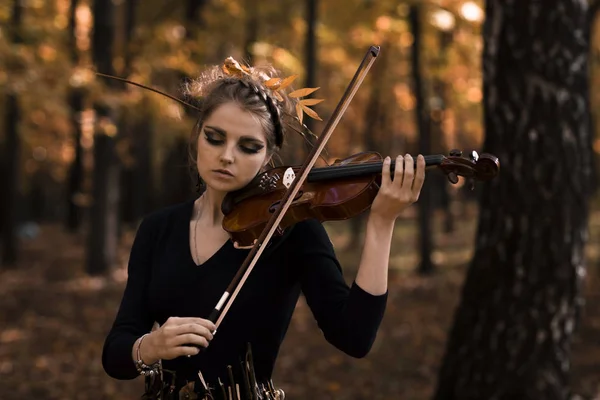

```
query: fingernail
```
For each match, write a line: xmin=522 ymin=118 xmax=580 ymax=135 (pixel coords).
xmin=385 ymin=156 xmax=391 ymax=162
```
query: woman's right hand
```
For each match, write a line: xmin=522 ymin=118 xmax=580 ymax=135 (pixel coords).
xmin=143 ymin=317 xmax=216 ymax=361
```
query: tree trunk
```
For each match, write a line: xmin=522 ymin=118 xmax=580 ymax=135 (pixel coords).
xmin=2 ymin=94 xmax=21 ymax=267
xmin=244 ymin=0 xmax=258 ymax=62
xmin=131 ymin=110 xmax=154 ymax=221
xmin=303 ymin=0 xmax=317 ymax=136
xmin=434 ymin=1 xmax=594 ymax=399
xmin=118 ymin=0 xmax=142 ymax=228
xmin=65 ymin=0 xmax=85 ymax=232
xmin=1 ymin=0 xmax=24 ymax=267
xmin=87 ymin=128 xmax=120 ymax=275
xmin=66 ymin=91 xmax=85 ymax=231
xmin=87 ymin=0 xmax=119 ymax=275
xmin=409 ymin=4 xmax=435 ymax=275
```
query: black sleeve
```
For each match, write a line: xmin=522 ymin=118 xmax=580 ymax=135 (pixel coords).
xmin=102 ymin=216 xmax=157 ymax=379
xmin=295 ymin=219 xmax=388 ymax=358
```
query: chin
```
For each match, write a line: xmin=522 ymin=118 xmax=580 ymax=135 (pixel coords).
xmin=204 ymin=178 xmax=244 ymax=193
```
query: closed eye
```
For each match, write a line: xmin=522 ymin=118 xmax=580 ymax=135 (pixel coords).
xmin=204 ymin=127 xmax=264 ymax=154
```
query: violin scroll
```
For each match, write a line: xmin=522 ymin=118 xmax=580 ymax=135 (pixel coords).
xmin=440 ymin=149 xmax=500 ymax=189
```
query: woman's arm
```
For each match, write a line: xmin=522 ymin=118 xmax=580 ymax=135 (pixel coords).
xmin=355 ymin=154 xmax=426 ymax=296
xmin=296 ymin=219 xmax=388 ymax=358
xmin=102 ymin=217 xmax=156 ymax=380
xmin=297 ymin=154 xmax=425 ymax=358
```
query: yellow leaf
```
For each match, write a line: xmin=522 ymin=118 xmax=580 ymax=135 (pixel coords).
xmin=277 ymin=74 xmax=299 ymax=90
xmin=295 ymin=103 xmax=304 ymax=125
xmin=289 ymin=87 xmax=320 ymax=98
xmin=301 ymin=104 xmax=322 ymax=121
xmin=299 ymin=98 xmax=324 ymax=106
xmin=272 ymin=91 xmax=284 ymax=102
xmin=265 ymin=77 xmax=281 ymax=90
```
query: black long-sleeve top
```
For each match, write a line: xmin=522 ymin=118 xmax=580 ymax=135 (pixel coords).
xmin=102 ymin=198 xmax=387 ymax=387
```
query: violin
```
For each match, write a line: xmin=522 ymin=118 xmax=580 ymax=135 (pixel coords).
xmin=221 ymin=149 xmax=499 ymax=248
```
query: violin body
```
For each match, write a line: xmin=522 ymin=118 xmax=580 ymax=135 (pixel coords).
xmin=222 ymin=152 xmax=383 ymax=247
xmin=221 ymin=149 xmax=500 ymax=247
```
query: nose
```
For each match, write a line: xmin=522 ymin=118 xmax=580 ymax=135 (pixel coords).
xmin=220 ymin=145 xmax=235 ymax=165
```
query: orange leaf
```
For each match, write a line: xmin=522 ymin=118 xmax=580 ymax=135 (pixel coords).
xmin=272 ymin=91 xmax=284 ymax=102
xmin=277 ymin=74 xmax=299 ymax=90
xmin=301 ymin=104 xmax=322 ymax=121
xmin=289 ymin=87 xmax=320 ymax=98
xmin=299 ymin=98 xmax=324 ymax=106
xmin=295 ymin=103 xmax=304 ymax=125
xmin=265 ymin=77 xmax=281 ymax=90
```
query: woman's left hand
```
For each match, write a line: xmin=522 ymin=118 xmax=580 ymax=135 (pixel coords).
xmin=370 ymin=154 xmax=426 ymax=221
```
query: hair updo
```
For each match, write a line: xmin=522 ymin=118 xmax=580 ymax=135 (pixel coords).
xmin=184 ymin=61 xmax=295 ymax=154
xmin=183 ymin=59 xmax=298 ymax=192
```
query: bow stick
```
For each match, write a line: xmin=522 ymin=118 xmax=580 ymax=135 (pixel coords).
xmin=207 ymin=46 xmax=380 ymax=332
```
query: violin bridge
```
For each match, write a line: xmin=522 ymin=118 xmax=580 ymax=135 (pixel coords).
xmin=282 ymin=167 xmax=296 ymax=188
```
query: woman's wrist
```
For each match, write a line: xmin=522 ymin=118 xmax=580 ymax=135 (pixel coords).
xmin=139 ymin=332 xmax=159 ymax=365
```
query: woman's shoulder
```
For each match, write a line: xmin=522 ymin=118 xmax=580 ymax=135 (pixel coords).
xmin=137 ymin=198 xmax=195 ymax=231
xmin=286 ymin=218 xmax=334 ymax=248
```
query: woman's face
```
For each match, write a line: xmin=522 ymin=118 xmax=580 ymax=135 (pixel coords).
xmin=196 ymin=102 xmax=271 ymax=194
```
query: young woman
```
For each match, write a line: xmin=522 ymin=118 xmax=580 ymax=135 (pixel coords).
xmin=102 ymin=58 xmax=426 ymax=399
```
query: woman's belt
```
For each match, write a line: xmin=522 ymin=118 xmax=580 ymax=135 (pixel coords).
xmin=141 ymin=344 xmax=285 ymax=400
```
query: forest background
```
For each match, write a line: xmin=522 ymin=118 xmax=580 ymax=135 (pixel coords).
xmin=1 ymin=0 xmax=600 ymax=399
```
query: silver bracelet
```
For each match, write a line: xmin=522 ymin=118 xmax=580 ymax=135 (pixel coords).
xmin=135 ymin=333 xmax=161 ymax=376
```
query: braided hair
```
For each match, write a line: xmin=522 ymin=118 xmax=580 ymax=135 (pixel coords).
xmin=184 ymin=63 xmax=295 ymax=192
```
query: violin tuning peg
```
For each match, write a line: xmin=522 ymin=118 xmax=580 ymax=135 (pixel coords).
xmin=469 ymin=151 xmax=479 ymax=162
xmin=446 ymin=172 xmax=459 ymax=184
xmin=449 ymin=149 xmax=462 ymax=157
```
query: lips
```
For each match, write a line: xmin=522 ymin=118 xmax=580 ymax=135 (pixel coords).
xmin=213 ymin=169 xmax=234 ymax=177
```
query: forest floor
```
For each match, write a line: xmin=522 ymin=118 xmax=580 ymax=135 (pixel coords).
xmin=0 ymin=203 xmax=599 ymax=400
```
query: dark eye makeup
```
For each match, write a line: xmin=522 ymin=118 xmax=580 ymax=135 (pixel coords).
xmin=203 ymin=127 xmax=264 ymax=154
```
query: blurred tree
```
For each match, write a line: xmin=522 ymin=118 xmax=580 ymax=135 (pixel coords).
xmin=1 ymin=0 xmax=24 ymax=267
xmin=244 ymin=0 xmax=259 ymax=63
xmin=66 ymin=0 xmax=85 ymax=232
xmin=435 ymin=1 xmax=598 ymax=398
xmin=410 ymin=4 xmax=435 ymax=275
xmin=87 ymin=0 xmax=120 ymax=275
xmin=304 ymin=0 xmax=318 ymax=137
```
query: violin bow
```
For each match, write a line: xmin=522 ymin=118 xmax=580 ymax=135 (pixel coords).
xmin=208 ymin=46 xmax=381 ymax=331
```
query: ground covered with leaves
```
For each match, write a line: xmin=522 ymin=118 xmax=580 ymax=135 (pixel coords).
xmin=1 ymin=207 xmax=599 ymax=400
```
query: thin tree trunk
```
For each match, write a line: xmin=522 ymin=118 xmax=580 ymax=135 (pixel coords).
xmin=434 ymin=1 xmax=594 ymax=399
xmin=119 ymin=0 xmax=141 ymax=227
xmin=244 ymin=0 xmax=258 ymax=63
xmin=87 ymin=0 xmax=119 ymax=275
xmin=409 ymin=4 xmax=435 ymax=275
xmin=303 ymin=0 xmax=317 ymax=137
xmin=1 ymin=0 xmax=24 ymax=267
xmin=131 ymin=106 xmax=154 ymax=221
xmin=87 ymin=127 xmax=120 ymax=275
xmin=66 ymin=0 xmax=84 ymax=231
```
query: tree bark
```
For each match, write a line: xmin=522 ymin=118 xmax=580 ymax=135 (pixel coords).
xmin=434 ymin=1 xmax=594 ymax=399
xmin=244 ymin=0 xmax=258 ymax=62
xmin=409 ymin=4 xmax=435 ymax=275
xmin=1 ymin=0 xmax=24 ymax=267
xmin=66 ymin=0 xmax=84 ymax=232
xmin=87 ymin=0 xmax=119 ymax=275
xmin=304 ymin=0 xmax=318 ymax=136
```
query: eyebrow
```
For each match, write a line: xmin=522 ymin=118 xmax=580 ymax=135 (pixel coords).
xmin=204 ymin=125 xmax=265 ymax=144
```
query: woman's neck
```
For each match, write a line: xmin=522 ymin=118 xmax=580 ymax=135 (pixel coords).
xmin=195 ymin=188 xmax=226 ymax=227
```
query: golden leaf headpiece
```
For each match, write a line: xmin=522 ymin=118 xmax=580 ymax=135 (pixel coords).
xmin=221 ymin=56 xmax=324 ymax=125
